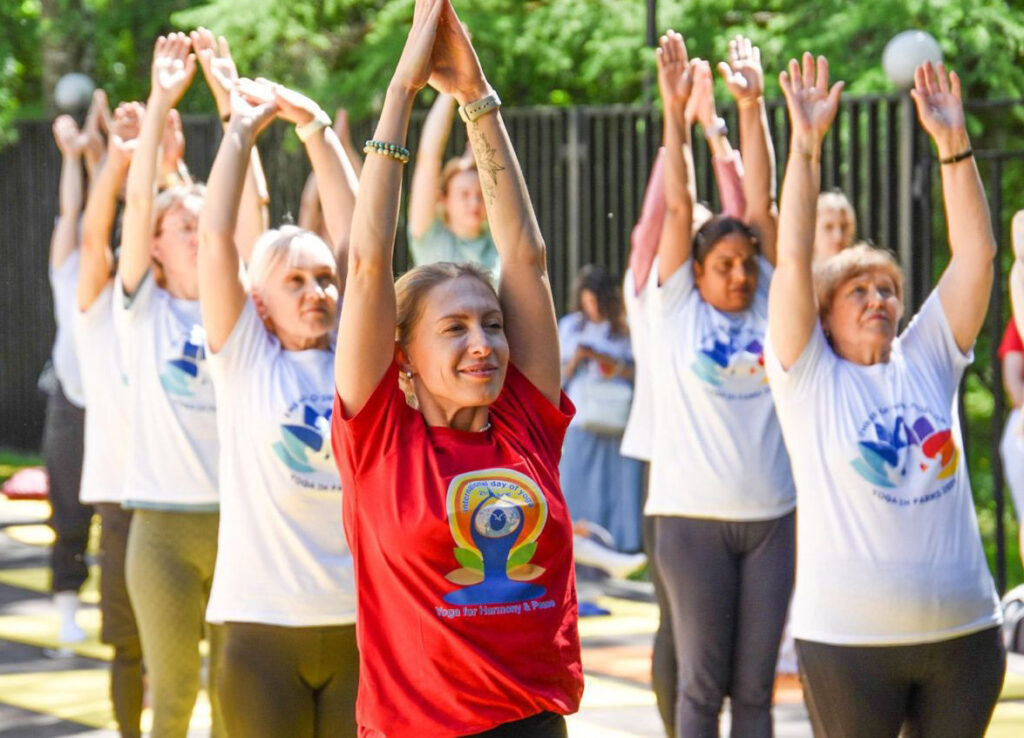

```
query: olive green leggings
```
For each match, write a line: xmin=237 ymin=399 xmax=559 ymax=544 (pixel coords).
xmin=125 ymin=509 xmax=222 ymax=738
xmin=215 ymin=621 xmax=359 ymax=738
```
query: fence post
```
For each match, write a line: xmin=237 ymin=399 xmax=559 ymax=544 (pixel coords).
xmin=566 ymin=107 xmax=585 ymax=287
xmin=897 ymin=93 xmax=917 ymax=310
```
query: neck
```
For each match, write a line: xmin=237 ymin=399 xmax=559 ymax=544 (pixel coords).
xmin=277 ymin=330 xmax=331 ymax=352
xmin=834 ymin=338 xmax=892 ymax=366
xmin=417 ymin=391 xmax=491 ymax=431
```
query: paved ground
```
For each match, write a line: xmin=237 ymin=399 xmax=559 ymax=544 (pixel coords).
xmin=0 ymin=494 xmax=1023 ymax=737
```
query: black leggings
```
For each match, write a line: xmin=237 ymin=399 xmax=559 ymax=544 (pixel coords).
xmin=215 ymin=621 xmax=359 ymax=738
xmin=464 ymin=712 xmax=567 ymax=737
xmin=796 ymin=627 xmax=1005 ymax=738
xmin=42 ymin=384 xmax=91 ymax=593
xmin=654 ymin=512 xmax=795 ymax=738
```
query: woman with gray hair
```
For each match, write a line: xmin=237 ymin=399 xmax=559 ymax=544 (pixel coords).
xmin=766 ymin=54 xmax=1003 ymax=736
xmin=197 ymin=73 xmax=359 ymax=736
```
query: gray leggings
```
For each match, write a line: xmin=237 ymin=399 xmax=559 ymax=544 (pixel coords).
xmin=796 ymin=627 xmax=1005 ymax=738
xmin=125 ymin=509 xmax=221 ymax=738
xmin=653 ymin=512 xmax=795 ymax=738
xmin=215 ymin=621 xmax=359 ymax=738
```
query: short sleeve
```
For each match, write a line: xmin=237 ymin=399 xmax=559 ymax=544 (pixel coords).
xmin=206 ymin=299 xmax=275 ymax=382
xmin=764 ymin=321 xmax=834 ymax=401
xmin=898 ymin=290 xmax=973 ymax=395
xmin=490 ymin=364 xmax=575 ymax=466
xmin=331 ymin=362 xmax=416 ymax=479
xmin=650 ymin=256 xmax=696 ymax=317
xmin=112 ymin=271 xmax=156 ymax=382
xmin=999 ymin=320 xmax=1023 ymax=359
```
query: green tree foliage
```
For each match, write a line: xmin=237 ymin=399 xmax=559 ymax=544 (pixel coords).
xmin=0 ymin=1 xmax=42 ymax=143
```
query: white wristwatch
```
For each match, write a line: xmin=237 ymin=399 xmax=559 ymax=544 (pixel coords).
xmin=458 ymin=91 xmax=502 ymax=123
xmin=295 ymin=108 xmax=332 ymax=143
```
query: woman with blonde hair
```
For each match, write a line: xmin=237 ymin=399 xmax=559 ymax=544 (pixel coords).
xmin=766 ymin=54 xmax=1003 ymax=736
xmin=331 ymin=1 xmax=582 ymax=734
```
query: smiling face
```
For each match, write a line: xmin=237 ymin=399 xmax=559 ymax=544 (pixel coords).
xmin=252 ymin=231 xmax=339 ymax=351
xmin=152 ymin=193 xmax=203 ymax=299
xmin=441 ymin=169 xmax=486 ymax=238
xmin=694 ymin=232 xmax=759 ymax=313
xmin=822 ymin=268 xmax=904 ymax=363
xmin=401 ymin=274 xmax=509 ymax=417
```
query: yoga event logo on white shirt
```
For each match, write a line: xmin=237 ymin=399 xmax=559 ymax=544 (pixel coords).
xmin=691 ymin=321 xmax=768 ymax=398
xmin=850 ymin=403 xmax=959 ymax=507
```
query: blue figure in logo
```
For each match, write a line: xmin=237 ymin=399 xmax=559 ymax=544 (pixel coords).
xmin=274 ymin=404 xmax=333 ymax=474
xmin=443 ymin=492 xmax=546 ymax=606
xmin=161 ymin=335 xmax=206 ymax=396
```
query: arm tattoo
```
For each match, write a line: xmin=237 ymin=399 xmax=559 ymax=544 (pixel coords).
xmin=468 ymin=122 xmax=505 ymax=205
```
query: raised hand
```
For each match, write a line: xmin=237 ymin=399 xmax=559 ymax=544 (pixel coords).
xmin=150 ymin=32 xmax=197 ymax=108
xmin=228 ymin=78 xmax=280 ymax=139
xmin=190 ymin=27 xmax=238 ymax=116
xmin=778 ymin=52 xmax=843 ymax=153
xmin=685 ymin=59 xmax=716 ymax=131
xmin=910 ymin=61 xmax=968 ymax=156
xmin=392 ymin=0 xmax=444 ymax=95
xmin=249 ymin=77 xmax=321 ymax=127
xmin=428 ymin=1 xmax=489 ymax=104
xmin=81 ymin=88 xmax=111 ymax=167
xmin=718 ymin=35 xmax=764 ymax=103
xmin=107 ymin=102 xmax=144 ymax=166
xmin=52 ymin=115 xmax=83 ymax=158
xmin=656 ymin=30 xmax=693 ymax=115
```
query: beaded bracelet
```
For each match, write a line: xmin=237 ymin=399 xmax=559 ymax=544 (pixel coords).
xmin=363 ymin=140 xmax=411 ymax=164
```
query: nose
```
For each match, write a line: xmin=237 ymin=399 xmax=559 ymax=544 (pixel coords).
xmin=467 ymin=324 xmax=493 ymax=357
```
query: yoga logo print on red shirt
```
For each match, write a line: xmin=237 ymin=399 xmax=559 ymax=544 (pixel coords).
xmin=444 ymin=468 xmax=549 ymax=606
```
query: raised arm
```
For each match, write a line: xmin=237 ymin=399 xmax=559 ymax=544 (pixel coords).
xmin=655 ymin=30 xmax=696 ymax=286
xmin=914 ymin=62 xmax=996 ymax=353
xmin=299 ymin=110 xmax=363 ymax=249
xmin=408 ymin=91 xmax=457 ymax=238
xmin=81 ymin=89 xmax=111 ymax=183
xmin=429 ymin=1 xmax=560 ymax=402
xmin=1010 ymin=212 xmax=1024 ymax=355
xmin=628 ymin=149 xmax=666 ymax=295
xmin=198 ymin=80 xmax=278 ymax=352
xmin=268 ymin=84 xmax=360 ymax=274
xmin=79 ymin=103 xmax=142 ymax=312
xmin=769 ymin=53 xmax=843 ymax=369
xmin=336 ymin=0 xmax=442 ymax=414
xmin=119 ymin=33 xmax=196 ymax=296
xmin=719 ymin=35 xmax=777 ymax=263
xmin=191 ymin=27 xmax=269 ymax=263
xmin=50 ymin=116 xmax=85 ymax=270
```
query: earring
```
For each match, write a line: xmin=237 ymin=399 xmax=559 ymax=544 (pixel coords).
xmin=406 ymin=370 xmax=413 ymax=379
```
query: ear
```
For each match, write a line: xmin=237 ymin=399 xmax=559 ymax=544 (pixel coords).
xmin=394 ymin=342 xmax=414 ymax=375
xmin=251 ymin=290 xmax=274 ymax=330
xmin=692 ymin=259 xmax=704 ymax=283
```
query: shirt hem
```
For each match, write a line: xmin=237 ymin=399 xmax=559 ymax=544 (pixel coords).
xmin=123 ymin=500 xmax=220 ymax=512
xmin=643 ymin=502 xmax=796 ymax=521
xmin=207 ymin=613 xmax=357 ymax=627
xmin=792 ymin=615 xmax=1002 ymax=647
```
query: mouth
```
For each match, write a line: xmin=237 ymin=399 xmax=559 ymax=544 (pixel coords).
xmin=458 ymin=363 xmax=499 ymax=380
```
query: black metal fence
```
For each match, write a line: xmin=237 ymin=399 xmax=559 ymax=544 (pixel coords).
xmin=2 ymin=96 xmax=1023 ymax=586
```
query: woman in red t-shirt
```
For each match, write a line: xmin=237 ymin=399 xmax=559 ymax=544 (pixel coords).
xmin=330 ymin=2 xmax=583 ymax=736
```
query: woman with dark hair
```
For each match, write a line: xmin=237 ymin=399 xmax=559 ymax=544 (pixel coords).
xmin=330 ymin=1 xmax=582 ymax=734
xmin=558 ymin=264 xmax=644 ymax=554
xmin=645 ymin=31 xmax=795 ymax=737
xmin=767 ymin=54 xmax=1003 ymax=736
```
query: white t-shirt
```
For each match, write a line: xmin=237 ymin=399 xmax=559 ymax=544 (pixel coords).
xmin=620 ymin=269 xmax=654 ymax=461
xmin=765 ymin=292 xmax=1001 ymax=645
xmin=558 ymin=311 xmax=634 ymax=419
xmin=644 ymin=257 xmax=795 ymax=520
xmin=205 ymin=301 xmax=355 ymax=626
xmin=114 ymin=273 xmax=219 ymax=509
xmin=50 ymin=251 xmax=85 ymax=407
xmin=74 ymin=284 xmax=129 ymax=504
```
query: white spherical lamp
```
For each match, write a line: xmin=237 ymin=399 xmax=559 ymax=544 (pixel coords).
xmin=54 ymin=73 xmax=95 ymax=112
xmin=882 ymin=31 xmax=943 ymax=89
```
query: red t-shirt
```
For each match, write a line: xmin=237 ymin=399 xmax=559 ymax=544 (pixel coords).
xmin=999 ymin=320 xmax=1023 ymax=360
xmin=332 ymin=362 xmax=583 ymax=737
